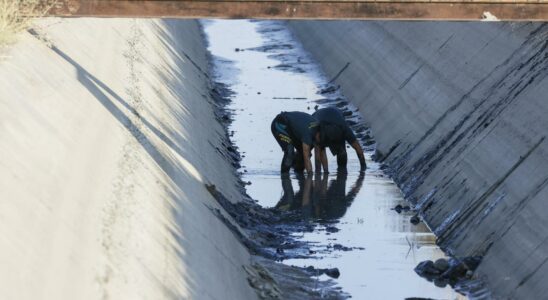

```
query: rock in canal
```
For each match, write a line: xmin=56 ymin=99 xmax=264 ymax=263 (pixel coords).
xmin=324 ymin=268 xmax=340 ymax=279
xmin=325 ymin=226 xmax=339 ymax=233
xmin=434 ymin=278 xmax=448 ymax=288
xmin=434 ymin=258 xmax=449 ymax=272
xmin=410 ymin=214 xmax=420 ymax=225
xmin=394 ymin=204 xmax=410 ymax=213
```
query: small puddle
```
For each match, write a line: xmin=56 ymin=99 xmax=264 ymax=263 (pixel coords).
xmin=204 ymin=20 xmax=464 ymax=299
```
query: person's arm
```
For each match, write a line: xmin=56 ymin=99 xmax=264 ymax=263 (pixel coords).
xmin=314 ymin=146 xmax=322 ymax=173
xmin=351 ymin=140 xmax=367 ymax=171
xmin=302 ymin=143 xmax=313 ymax=174
xmin=320 ymin=147 xmax=329 ymax=174
xmin=314 ymin=146 xmax=329 ymax=173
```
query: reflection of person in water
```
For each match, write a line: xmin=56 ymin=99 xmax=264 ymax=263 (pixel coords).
xmin=276 ymin=173 xmax=314 ymax=218
xmin=275 ymin=172 xmax=365 ymax=221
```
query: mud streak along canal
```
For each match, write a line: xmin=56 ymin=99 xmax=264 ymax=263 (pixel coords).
xmin=204 ymin=20 xmax=463 ymax=299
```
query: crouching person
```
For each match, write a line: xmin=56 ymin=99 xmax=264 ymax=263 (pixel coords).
xmin=313 ymin=107 xmax=366 ymax=173
xmin=271 ymin=111 xmax=319 ymax=174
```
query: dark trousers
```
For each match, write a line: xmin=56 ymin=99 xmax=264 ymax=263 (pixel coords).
xmin=337 ymin=149 xmax=348 ymax=169
xmin=329 ymin=143 xmax=348 ymax=169
xmin=271 ymin=113 xmax=304 ymax=173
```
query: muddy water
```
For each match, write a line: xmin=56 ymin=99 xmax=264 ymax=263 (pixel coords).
xmin=204 ymin=20 xmax=462 ymax=299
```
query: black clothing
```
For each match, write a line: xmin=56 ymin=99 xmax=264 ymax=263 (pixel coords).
xmin=271 ymin=111 xmax=319 ymax=150
xmin=280 ymin=145 xmax=305 ymax=173
xmin=313 ymin=108 xmax=356 ymax=155
xmin=336 ymin=151 xmax=348 ymax=169
xmin=271 ymin=112 xmax=318 ymax=173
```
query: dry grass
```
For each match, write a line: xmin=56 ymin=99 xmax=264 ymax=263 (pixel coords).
xmin=0 ymin=0 xmax=48 ymax=47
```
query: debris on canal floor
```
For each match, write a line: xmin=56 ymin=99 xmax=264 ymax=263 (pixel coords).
xmin=2 ymin=12 xmax=545 ymax=300
xmin=414 ymin=256 xmax=489 ymax=297
xmin=206 ymin=182 xmax=353 ymax=298
xmin=204 ymin=19 xmax=468 ymax=299
xmin=244 ymin=258 xmax=349 ymax=300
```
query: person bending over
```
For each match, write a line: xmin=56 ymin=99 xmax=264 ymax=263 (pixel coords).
xmin=271 ymin=111 xmax=319 ymax=174
xmin=312 ymin=107 xmax=366 ymax=173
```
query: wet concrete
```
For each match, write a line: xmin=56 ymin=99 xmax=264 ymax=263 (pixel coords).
xmin=204 ymin=20 xmax=465 ymax=299
xmin=288 ymin=21 xmax=547 ymax=299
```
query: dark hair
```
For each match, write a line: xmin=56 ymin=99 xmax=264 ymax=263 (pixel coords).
xmin=319 ymin=122 xmax=344 ymax=146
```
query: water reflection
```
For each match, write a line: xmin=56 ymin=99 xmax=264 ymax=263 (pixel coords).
xmin=276 ymin=172 xmax=365 ymax=222
xmin=204 ymin=19 xmax=461 ymax=299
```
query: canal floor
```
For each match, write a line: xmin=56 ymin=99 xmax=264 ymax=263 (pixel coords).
xmin=204 ymin=19 xmax=463 ymax=299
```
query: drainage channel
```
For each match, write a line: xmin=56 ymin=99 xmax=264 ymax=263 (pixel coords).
xmin=204 ymin=20 xmax=463 ymax=299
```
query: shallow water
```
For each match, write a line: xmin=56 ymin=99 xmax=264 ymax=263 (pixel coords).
xmin=204 ymin=19 xmax=463 ymax=299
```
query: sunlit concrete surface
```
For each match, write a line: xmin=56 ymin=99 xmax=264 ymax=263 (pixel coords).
xmin=0 ymin=19 xmax=257 ymax=300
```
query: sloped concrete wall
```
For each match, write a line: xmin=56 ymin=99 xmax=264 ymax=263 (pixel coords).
xmin=288 ymin=21 xmax=548 ymax=299
xmin=0 ymin=19 xmax=256 ymax=300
